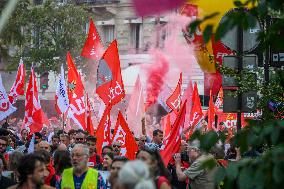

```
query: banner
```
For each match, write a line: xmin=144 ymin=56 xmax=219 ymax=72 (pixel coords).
xmin=0 ymin=74 xmax=17 ymax=121
xmin=81 ymin=18 xmax=104 ymax=60
xmin=160 ymin=100 xmax=186 ymax=166
xmin=67 ymin=52 xmax=86 ymax=130
xmin=126 ymin=75 xmax=144 ymax=136
xmin=55 ymin=64 xmax=69 ymax=115
xmin=112 ymin=111 xmax=138 ymax=160
xmin=166 ymin=73 xmax=182 ymax=115
xmin=96 ymin=40 xmax=125 ymax=107
xmin=8 ymin=58 xmax=25 ymax=104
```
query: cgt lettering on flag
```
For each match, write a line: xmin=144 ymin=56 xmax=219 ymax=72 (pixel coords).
xmin=108 ymin=81 xmax=124 ymax=103
xmin=112 ymin=124 xmax=127 ymax=156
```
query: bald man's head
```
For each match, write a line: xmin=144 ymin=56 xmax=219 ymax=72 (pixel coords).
xmin=38 ymin=141 xmax=51 ymax=153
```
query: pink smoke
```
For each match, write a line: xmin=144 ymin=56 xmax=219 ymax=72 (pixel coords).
xmin=145 ymin=49 xmax=169 ymax=110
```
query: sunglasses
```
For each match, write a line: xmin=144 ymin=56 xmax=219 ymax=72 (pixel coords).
xmin=76 ymin=138 xmax=84 ymax=141
xmin=113 ymin=145 xmax=121 ymax=148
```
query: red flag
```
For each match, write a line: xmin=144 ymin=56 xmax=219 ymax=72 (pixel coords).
xmin=67 ymin=52 xmax=86 ymax=130
xmin=112 ymin=111 xmax=138 ymax=160
xmin=86 ymin=94 xmax=94 ymax=136
xmin=81 ymin=19 xmax=104 ymax=60
xmin=0 ymin=75 xmax=17 ymax=121
xmin=189 ymin=83 xmax=203 ymax=129
xmin=126 ymin=75 xmax=144 ymax=136
xmin=160 ymin=100 xmax=187 ymax=166
xmin=166 ymin=73 xmax=182 ymax=115
xmin=95 ymin=107 xmax=111 ymax=155
xmin=162 ymin=113 xmax=172 ymax=138
xmin=182 ymin=80 xmax=193 ymax=130
xmin=23 ymin=67 xmax=46 ymax=133
xmin=215 ymin=87 xmax=223 ymax=111
xmin=96 ymin=40 xmax=125 ymax=107
xmin=9 ymin=59 xmax=26 ymax=104
xmin=207 ymin=90 xmax=216 ymax=131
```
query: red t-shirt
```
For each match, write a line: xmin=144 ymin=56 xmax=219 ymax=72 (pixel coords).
xmin=88 ymin=154 xmax=102 ymax=169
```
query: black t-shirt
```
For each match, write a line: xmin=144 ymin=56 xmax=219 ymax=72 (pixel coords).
xmin=0 ymin=176 xmax=16 ymax=189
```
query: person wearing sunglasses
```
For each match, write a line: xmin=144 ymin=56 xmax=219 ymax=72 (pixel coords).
xmin=75 ymin=131 xmax=85 ymax=144
xmin=138 ymin=135 xmax=147 ymax=150
xmin=112 ymin=142 xmax=121 ymax=156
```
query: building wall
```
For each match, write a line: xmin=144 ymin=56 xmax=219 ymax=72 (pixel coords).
xmin=0 ymin=0 xmax=205 ymax=116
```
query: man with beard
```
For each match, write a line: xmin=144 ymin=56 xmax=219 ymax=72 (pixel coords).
xmin=8 ymin=154 xmax=54 ymax=189
xmin=0 ymin=136 xmax=8 ymax=160
xmin=59 ymin=144 xmax=107 ymax=189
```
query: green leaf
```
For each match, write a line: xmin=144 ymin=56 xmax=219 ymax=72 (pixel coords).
xmin=234 ymin=0 xmax=244 ymax=7
xmin=226 ymin=162 xmax=239 ymax=179
xmin=273 ymin=163 xmax=284 ymax=183
xmin=203 ymin=25 xmax=213 ymax=43
xmin=215 ymin=166 xmax=226 ymax=184
xmin=189 ymin=19 xmax=202 ymax=34
xmin=271 ymin=126 xmax=280 ymax=145
xmin=200 ymin=131 xmax=218 ymax=152
xmin=203 ymin=12 xmax=220 ymax=21
xmin=238 ymin=167 xmax=254 ymax=189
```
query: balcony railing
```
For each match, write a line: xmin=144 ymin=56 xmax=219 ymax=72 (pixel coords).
xmin=75 ymin=0 xmax=120 ymax=4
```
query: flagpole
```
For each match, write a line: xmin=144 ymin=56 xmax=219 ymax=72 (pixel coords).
xmin=123 ymin=98 xmax=127 ymax=121
xmin=62 ymin=113 xmax=65 ymax=131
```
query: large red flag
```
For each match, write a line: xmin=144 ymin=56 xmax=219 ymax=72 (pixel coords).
xmin=9 ymin=59 xmax=26 ymax=104
xmin=126 ymin=75 xmax=144 ymax=137
xmin=81 ymin=19 xmax=104 ymax=60
xmin=23 ymin=67 xmax=47 ymax=133
xmin=96 ymin=40 xmax=125 ymax=107
xmin=95 ymin=107 xmax=111 ymax=155
xmin=112 ymin=111 xmax=138 ymax=160
xmin=166 ymin=73 xmax=182 ymax=115
xmin=189 ymin=83 xmax=203 ymax=129
xmin=207 ymin=90 xmax=216 ymax=131
xmin=160 ymin=100 xmax=187 ymax=166
xmin=86 ymin=94 xmax=94 ymax=136
xmin=182 ymin=80 xmax=193 ymax=130
xmin=67 ymin=52 xmax=86 ymax=130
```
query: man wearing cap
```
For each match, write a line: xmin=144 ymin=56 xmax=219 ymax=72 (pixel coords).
xmin=174 ymin=140 xmax=217 ymax=189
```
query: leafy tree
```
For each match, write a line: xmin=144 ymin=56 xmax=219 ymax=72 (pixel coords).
xmin=187 ymin=0 xmax=284 ymax=189
xmin=1 ymin=0 xmax=90 ymax=74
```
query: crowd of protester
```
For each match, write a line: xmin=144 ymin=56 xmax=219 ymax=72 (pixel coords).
xmin=0 ymin=119 xmax=262 ymax=189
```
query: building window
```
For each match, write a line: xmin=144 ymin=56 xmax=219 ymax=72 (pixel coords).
xmin=130 ymin=24 xmax=141 ymax=50
xmin=103 ymin=25 xmax=115 ymax=46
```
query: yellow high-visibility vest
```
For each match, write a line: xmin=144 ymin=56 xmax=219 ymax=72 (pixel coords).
xmin=61 ymin=168 xmax=98 ymax=189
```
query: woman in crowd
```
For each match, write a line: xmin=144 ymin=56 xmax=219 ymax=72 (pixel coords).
xmin=136 ymin=146 xmax=171 ymax=189
xmin=53 ymin=150 xmax=72 ymax=188
xmin=8 ymin=151 xmax=24 ymax=182
xmin=116 ymin=160 xmax=155 ymax=189
xmin=102 ymin=152 xmax=114 ymax=171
